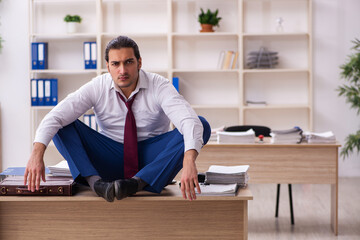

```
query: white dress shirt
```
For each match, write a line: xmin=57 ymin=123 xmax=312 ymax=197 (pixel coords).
xmin=35 ymin=70 xmax=204 ymax=153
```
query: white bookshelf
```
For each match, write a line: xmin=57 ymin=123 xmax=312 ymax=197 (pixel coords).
xmin=29 ymin=0 xmax=313 ymax=159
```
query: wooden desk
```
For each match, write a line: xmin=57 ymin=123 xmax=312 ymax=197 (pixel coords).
xmin=196 ymin=142 xmax=340 ymax=235
xmin=0 ymin=184 xmax=253 ymax=240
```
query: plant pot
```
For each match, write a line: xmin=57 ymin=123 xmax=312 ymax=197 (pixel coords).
xmin=200 ymin=24 xmax=214 ymax=33
xmin=66 ymin=22 xmax=80 ymax=34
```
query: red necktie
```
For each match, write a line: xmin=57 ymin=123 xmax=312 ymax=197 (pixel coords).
xmin=118 ymin=92 xmax=138 ymax=179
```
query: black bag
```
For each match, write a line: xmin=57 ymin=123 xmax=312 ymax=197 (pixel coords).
xmin=224 ymin=125 xmax=271 ymax=137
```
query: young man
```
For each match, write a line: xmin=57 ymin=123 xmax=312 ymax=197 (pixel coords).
xmin=24 ymin=36 xmax=211 ymax=202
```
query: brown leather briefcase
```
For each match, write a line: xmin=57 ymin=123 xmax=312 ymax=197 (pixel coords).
xmin=0 ymin=175 xmax=74 ymax=196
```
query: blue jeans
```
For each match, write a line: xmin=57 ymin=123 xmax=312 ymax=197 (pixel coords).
xmin=52 ymin=116 xmax=211 ymax=193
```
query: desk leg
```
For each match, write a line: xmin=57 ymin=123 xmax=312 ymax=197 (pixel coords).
xmin=331 ymin=183 xmax=338 ymax=235
xmin=243 ymin=200 xmax=248 ymax=240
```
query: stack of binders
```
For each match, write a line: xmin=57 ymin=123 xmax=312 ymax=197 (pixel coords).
xmin=84 ymin=41 xmax=97 ymax=69
xmin=31 ymin=42 xmax=48 ymax=70
xmin=31 ymin=78 xmax=58 ymax=106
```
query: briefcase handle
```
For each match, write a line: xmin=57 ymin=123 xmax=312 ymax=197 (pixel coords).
xmin=15 ymin=187 xmax=48 ymax=195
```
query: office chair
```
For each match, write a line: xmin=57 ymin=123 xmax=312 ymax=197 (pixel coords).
xmin=224 ymin=125 xmax=271 ymax=137
xmin=224 ymin=125 xmax=294 ymax=225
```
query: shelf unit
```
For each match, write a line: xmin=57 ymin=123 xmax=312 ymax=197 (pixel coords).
xmin=29 ymin=0 xmax=312 ymax=163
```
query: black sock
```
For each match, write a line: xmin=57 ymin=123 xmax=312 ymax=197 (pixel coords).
xmin=86 ymin=175 xmax=101 ymax=192
xmin=132 ymin=176 xmax=148 ymax=191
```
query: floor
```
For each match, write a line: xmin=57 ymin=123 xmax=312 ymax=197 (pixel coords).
xmin=248 ymin=178 xmax=360 ymax=240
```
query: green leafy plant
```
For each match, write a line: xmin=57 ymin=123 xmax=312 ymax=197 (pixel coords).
xmin=337 ymin=38 xmax=360 ymax=158
xmin=198 ymin=8 xmax=221 ymax=27
xmin=63 ymin=15 xmax=82 ymax=23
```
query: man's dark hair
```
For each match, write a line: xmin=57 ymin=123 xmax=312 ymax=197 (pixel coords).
xmin=105 ymin=36 xmax=141 ymax=62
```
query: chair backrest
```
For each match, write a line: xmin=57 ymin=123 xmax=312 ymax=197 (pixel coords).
xmin=224 ymin=125 xmax=271 ymax=137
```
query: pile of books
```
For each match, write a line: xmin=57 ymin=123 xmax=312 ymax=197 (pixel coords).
xmin=48 ymin=160 xmax=72 ymax=177
xmin=304 ymin=131 xmax=336 ymax=143
xmin=217 ymin=50 xmax=238 ymax=70
xmin=197 ymin=165 xmax=250 ymax=196
xmin=217 ymin=129 xmax=255 ymax=144
xmin=270 ymin=127 xmax=303 ymax=144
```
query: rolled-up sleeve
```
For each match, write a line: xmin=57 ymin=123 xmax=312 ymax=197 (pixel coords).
xmin=34 ymin=79 xmax=97 ymax=146
xmin=154 ymin=77 xmax=204 ymax=153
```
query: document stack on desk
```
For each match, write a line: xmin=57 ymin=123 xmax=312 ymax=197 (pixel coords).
xmin=197 ymin=165 xmax=249 ymax=196
xmin=217 ymin=129 xmax=255 ymax=144
xmin=210 ymin=126 xmax=225 ymax=141
xmin=304 ymin=131 xmax=336 ymax=143
xmin=270 ymin=127 xmax=303 ymax=144
xmin=197 ymin=183 xmax=239 ymax=196
xmin=48 ymin=160 xmax=72 ymax=177
xmin=205 ymin=165 xmax=249 ymax=187
xmin=0 ymin=167 xmax=50 ymax=181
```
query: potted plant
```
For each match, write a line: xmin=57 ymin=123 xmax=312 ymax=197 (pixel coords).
xmin=198 ymin=8 xmax=221 ymax=33
xmin=337 ymin=38 xmax=360 ymax=158
xmin=64 ymin=14 xmax=82 ymax=34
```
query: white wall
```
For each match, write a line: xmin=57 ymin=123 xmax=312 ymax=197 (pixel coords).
xmin=0 ymin=0 xmax=359 ymax=176
xmin=313 ymin=0 xmax=360 ymax=176
xmin=0 ymin=0 xmax=30 ymax=171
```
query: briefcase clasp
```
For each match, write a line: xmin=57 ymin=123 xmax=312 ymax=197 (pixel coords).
xmin=15 ymin=187 xmax=48 ymax=195
xmin=1 ymin=187 xmax=7 ymax=195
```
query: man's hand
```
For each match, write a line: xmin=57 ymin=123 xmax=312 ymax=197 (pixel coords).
xmin=24 ymin=142 xmax=47 ymax=192
xmin=180 ymin=149 xmax=200 ymax=201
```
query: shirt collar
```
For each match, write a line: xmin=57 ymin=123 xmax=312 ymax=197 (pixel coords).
xmin=109 ymin=69 xmax=148 ymax=99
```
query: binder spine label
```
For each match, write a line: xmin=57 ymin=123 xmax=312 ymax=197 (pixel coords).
xmin=37 ymin=42 xmax=48 ymax=69
xmin=84 ymin=42 xmax=91 ymax=69
xmin=37 ymin=79 xmax=44 ymax=106
xmin=90 ymin=42 xmax=97 ymax=69
xmin=44 ymin=80 xmax=51 ymax=106
xmin=31 ymin=79 xmax=38 ymax=106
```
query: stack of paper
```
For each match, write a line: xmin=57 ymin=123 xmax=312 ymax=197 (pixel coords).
xmin=0 ymin=167 xmax=51 ymax=180
xmin=210 ymin=126 xmax=225 ymax=142
xmin=198 ymin=183 xmax=238 ymax=196
xmin=217 ymin=129 xmax=255 ymax=144
xmin=304 ymin=131 xmax=336 ymax=143
xmin=205 ymin=165 xmax=250 ymax=188
xmin=270 ymin=127 xmax=303 ymax=144
xmin=48 ymin=160 xmax=72 ymax=177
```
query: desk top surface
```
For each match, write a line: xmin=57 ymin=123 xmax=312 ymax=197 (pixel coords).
xmin=206 ymin=140 xmax=341 ymax=148
xmin=0 ymin=183 xmax=253 ymax=202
